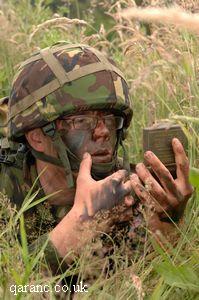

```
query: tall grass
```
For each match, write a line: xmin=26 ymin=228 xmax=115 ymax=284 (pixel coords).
xmin=0 ymin=0 xmax=199 ymax=299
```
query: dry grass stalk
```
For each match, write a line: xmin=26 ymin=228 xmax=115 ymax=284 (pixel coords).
xmin=82 ymin=34 xmax=101 ymax=44
xmin=29 ymin=17 xmax=88 ymax=43
xmin=131 ymin=272 xmax=144 ymax=300
xmin=93 ymin=40 xmax=111 ymax=49
xmin=120 ymin=6 xmax=199 ymax=35
xmin=130 ymin=62 xmax=163 ymax=92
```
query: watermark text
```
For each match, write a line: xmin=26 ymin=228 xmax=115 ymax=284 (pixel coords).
xmin=10 ymin=282 xmax=88 ymax=296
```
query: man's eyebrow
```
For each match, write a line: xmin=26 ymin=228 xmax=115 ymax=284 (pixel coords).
xmin=62 ymin=110 xmax=112 ymax=117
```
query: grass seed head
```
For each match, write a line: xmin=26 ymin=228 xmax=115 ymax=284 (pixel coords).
xmin=120 ymin=6 xmax=199 ymax=35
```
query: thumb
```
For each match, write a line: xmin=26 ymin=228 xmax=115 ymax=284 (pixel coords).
xmin=78 ymin=152 xmax=92 ymax=179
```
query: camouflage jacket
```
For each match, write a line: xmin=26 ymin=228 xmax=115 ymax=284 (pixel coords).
xmin=0 ymin=157 xmax=72 ymax=272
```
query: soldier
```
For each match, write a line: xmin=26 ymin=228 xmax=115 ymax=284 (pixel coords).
xmin=0 ymin=42 xmax=193 ymax=272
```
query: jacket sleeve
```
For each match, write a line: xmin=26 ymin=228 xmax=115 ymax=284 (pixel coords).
xmin=28 ymin=233 xmax=69 ymax=274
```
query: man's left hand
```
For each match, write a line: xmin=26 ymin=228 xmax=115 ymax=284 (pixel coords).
xmin=130 ymin=138 xmax=194 ymax=236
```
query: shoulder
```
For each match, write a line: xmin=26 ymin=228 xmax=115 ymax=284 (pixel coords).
xmin=0 ymin=163 xmax=31 ymax=208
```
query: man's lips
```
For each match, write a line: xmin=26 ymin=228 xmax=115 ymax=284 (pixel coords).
xmin=90 ymin=149 xmax=112 ymax=163
xmin=91 ymin=149 xmax=110 ymax=156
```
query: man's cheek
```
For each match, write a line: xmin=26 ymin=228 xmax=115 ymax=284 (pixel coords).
xmin=61 ymin=130 xmax=90 ymax=157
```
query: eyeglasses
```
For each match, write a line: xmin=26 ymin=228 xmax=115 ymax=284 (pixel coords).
xmin=58 ymin=114 xmax=124 ymax=131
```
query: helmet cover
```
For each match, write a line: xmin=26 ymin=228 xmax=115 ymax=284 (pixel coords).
xmin=8 ymin=42 xmax=133 ymax=140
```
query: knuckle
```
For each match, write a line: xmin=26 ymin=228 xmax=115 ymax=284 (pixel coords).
xmin=183 ymin=186 xmax=194 ymax=199
xmin=111 ymin=177 xmax=121 ymax=185
xmin=117 ymin=169 xmax=127 ymax=174
xmin=117 ymin=169 xmax=128 ymax=178
xmin=115 ymin=169 xmax=123 ymax=174
xmin=179 ymin=160 xmax=189 ymax=172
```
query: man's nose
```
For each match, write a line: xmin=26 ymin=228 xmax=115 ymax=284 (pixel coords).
xmin=92 ymin=119 xmax=110 ymax=142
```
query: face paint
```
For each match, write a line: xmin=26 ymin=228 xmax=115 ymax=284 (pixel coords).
xmin=60 ymin=129 xmax=91 ymax=158
xmin=57 ymin=111 xmax=117 ymax=164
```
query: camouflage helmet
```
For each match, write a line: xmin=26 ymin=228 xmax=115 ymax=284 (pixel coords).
xmin=8 ymin=42 xmax=133 ymax=141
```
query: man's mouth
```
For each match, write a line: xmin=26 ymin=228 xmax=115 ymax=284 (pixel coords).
xmin=92 ymin=149 xmax=110 ymax=156
xmin=91 ymin=149 xmax=112 ymax=163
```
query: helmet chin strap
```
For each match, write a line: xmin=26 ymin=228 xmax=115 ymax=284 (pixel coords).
xmin=30 ymin=122 xmax=130 ymax=189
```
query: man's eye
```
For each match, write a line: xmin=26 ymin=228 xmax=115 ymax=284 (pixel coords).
xmin=74 ymin=117 xmax=92 ymax=129
xmin=62 ymin=119 xmax=73 ymax=130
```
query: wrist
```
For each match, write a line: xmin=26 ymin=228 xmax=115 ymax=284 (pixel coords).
xmin=71 ymin=202 xmax=91 ymax=222
xmin=49 ymin=203 xmax=94 ymax=259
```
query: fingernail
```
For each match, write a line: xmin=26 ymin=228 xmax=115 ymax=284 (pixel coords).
xmin=83 ymin=152 xmax=89 ymax=159
xmin=173 ymin=138 xmax=182 ymax=146
xmin=130 ymin=173 xmax=138 ymax=180
xmin=172 ymin=138 xmax=183 ymax=152
xmin=172 ymin=137 xmax=179 ymax=144
xmin=144 ymin=151 xmax=153 ymax=159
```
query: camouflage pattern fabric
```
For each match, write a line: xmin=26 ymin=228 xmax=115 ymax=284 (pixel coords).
xmin=0 ymin=160 xmax=72 ymax=240
xmin=0 ymin=159 xmax=71 ymax=271
xmin=8 ymin=43 xmax=133 ymax=141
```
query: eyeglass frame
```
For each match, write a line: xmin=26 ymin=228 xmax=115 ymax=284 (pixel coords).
xmin=57 ymin=114 xmax=124 ymax=131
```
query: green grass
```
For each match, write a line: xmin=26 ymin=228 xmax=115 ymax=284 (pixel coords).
xmin=0 ymin=0 xmax=199 ymax=299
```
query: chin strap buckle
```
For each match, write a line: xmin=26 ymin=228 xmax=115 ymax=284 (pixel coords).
xmin=42 ymin=122 xmax=56 ymax=137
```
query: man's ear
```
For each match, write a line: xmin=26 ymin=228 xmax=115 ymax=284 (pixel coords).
xmin=25 ymin=128 xmax=46 ymax=152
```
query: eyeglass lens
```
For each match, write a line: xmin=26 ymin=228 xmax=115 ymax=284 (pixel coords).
xmin=60 ymin=115 xmax=124 ymax=130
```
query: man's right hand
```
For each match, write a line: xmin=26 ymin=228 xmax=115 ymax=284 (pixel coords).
xmin=72 ymin=152 xmax=132 ymax=219
xmin=49 ymin=152 xmax=133 ymax=258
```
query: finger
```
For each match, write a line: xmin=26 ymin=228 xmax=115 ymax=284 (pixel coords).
xmin=123 ymin=179 xmax=133 ymax=195
xmin=105 ymin=169 xmax=128 ymax=193
xmin=108 ymin=178 xmax=132 ymax=200
xmin=172 ymin=138 xmax=190 ymax=184
xmin=124 ymin=195 xmax=135 ymax=206
xmin=109 ymin=178 xmax=133 ymax=201
xmin=108 ymin=169 xmax=128 ymax=184
xmin=172 ymin=138 xmax=193 ymax=198
xmin=130 ymin=174 xmax=168 ymax=213
xmin=130 ymin=173 xmax=153 ymax=205
xmin=135 ymin=162 xmax=167 ymax=206
xmin=78 ymin=152 xmax=92 ymax=181
xmin=144 ymin=151 xmax=182 ymax=201
xmin=135 ymin=163 xmax=183 ymax=211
